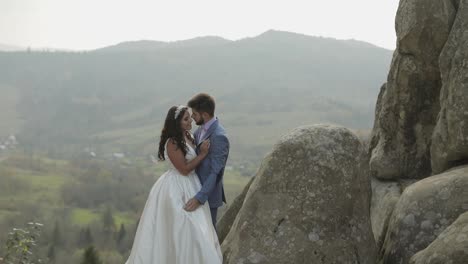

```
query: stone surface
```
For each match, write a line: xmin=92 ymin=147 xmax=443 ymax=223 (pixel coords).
xmin=370 ymin=178 xmax=402 ymax=249
xmin=380 ymin=165 xmax=468 ymax=264
xmin=222 ymin=124 xmax=376 ymax=264
xmin=369 ymin=0 xmax=457 ymax=180
xmin=431 ymin=0 xmax=468 ymax=174
xmin=409 ymin=211 xmax=468 ymax=264
xmin=217 ymin=176 xmax=255 ymax=245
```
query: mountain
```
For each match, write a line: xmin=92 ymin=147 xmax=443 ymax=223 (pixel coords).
xmin=96 ymin=36 xmax=231 ymax=53
xmin=95 ymin=40 xmax=169 ymax=52
xmin=0 ymin=30 xmax=393 ymax=171
xmin=0 ymin=43 xmax=25 ymax=52
xmin=169 ymin=36 xmax=231 ymax=48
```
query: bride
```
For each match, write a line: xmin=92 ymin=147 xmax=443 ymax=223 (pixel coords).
xmin=125 ymin=105 xmax=222 ymax=264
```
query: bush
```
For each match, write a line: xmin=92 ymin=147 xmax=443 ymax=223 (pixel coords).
xmin=2 ymin=222 xmax=43 ymax=264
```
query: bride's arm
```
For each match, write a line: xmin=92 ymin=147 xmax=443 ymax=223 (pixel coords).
xmin=167 ymin=139 xmax=209 ymax=176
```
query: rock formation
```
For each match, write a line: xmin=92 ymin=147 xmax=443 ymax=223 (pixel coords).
xmin=369 ymin=0 xmax=457 ymax=180
xmin=222 ymin=125 xmax=376 ymax=264
xmin=431 ymin=0 xmax=468 ymax=174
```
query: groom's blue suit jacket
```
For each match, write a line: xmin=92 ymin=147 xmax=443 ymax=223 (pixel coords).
xmin=194 ymin=118 xmax=229 ymax=208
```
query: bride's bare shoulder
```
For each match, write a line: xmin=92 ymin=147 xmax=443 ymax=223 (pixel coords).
xmin=166 ymin=139 xmax=180 ymax=150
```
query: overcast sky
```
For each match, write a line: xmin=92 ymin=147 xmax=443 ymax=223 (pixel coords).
xmin=0 ymin=0 xmax=400 ymax=50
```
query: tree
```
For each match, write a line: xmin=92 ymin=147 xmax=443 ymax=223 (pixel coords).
xmin=85 ymin=227 xmax=94 ymax=245
xmin=116 ymin=223 xmax=130 ymax=255
xmin=116 ymin=223 xmax=126 ymax=244
xmin=101 ymin=206 xmax=115 ymax=233
xmin=47 ymin=245 xmax=56 ymax=263
xmin=80 ymin=246 xmax=102 ymax=264
xmin=77 ymin=226 xmax=94 ymax=248
xmin=51 ymin=221 xmax=62 ymax=247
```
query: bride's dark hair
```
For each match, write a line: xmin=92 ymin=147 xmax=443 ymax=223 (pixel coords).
xmin=158 ymin=106 xmax=191 ymax=161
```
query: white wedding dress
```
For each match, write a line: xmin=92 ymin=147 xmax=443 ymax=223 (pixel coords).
xmin=125 ymin=142 xmax=222 ymax=264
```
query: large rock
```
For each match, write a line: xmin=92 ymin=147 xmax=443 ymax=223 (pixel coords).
xmin=380 ymin=165 xmax=468 ymax=264
xmin=431 ymin=0 xmax=468 ymax=174
xmin=369 ymin=0 xmax=457 ymax=180
xmin=222 ymin=124 xmax=377 ymax=264
xmin=370 ymin=178 xmax=402 ymax=249
xmin=370 ymin=178 xmax=419 ymax=250
xmin=217 ymin=176 xmax=255 ymax=244
xmin=409 ymin=211 xmax=468 ymax=264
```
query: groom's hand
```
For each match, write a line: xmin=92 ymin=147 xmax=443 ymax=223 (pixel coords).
xmin=184 ymin=198 xmax=201 ymax=211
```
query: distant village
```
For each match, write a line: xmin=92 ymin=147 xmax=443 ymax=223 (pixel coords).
xmin=0 ymin=134 xmax=130 ymax=163
xmin=0 ymin=134 xmax=18 ymax=152
xmin=83 ymin=146 xmax=126 ymax=160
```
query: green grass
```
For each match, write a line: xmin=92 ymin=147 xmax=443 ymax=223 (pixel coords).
xmin=0 ymin=157 xmax=69 ymax=207
xmin=16 ymin=173 xmax=68 ymax=191
xmin=114 ymin=211 xmax=135 ymax=227
xmin=71 ymin=208 xmax=136 ymax=227
xmin=71 ymin=208 xmax=100 ymax=226
xmin=13 ymin=171 xmax=69 ymax=208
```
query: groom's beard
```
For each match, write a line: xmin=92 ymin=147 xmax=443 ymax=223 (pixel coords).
xmin=195 ymin=117 xmax=205 ymax=126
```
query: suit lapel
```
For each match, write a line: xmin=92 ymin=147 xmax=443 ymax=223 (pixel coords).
xmin=197 ymin=119 xmax=219 ymax=146
xmin=194 ymin=127 xmax=202 ymax=146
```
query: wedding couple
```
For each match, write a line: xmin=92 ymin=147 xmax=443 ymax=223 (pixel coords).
xmin=125 ymin=93 xmax=229 ymax=264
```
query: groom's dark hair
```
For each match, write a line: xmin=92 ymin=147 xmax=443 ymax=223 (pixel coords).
xmin=187 ymin=93 xmax=215 ymax=116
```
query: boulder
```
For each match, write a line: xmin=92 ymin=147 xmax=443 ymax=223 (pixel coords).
xmin=222 ymin=124 xmax=376 ymax=264
xmin=217 ymin=176 xmax=255 ymax=244
xmin=380 ymin=165 xmax=468 ymax=263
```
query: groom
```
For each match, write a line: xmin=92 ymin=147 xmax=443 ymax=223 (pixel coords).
xmin=184 ymin=93 xmax=229 ymax=229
